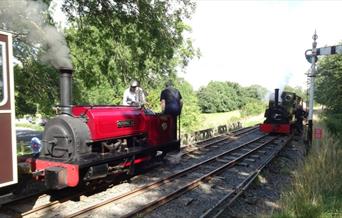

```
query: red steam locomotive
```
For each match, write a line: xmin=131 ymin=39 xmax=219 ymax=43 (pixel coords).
xmin=0 ymin=31 xmax=180 ymax=193
xmin=36 ymin=72 xmax=180 ymax=189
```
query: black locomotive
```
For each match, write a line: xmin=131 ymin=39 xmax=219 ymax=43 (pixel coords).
xmin=260 ymin=88 xmax=306 ymax=134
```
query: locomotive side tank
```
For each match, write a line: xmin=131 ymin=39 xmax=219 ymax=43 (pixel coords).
xmin=34 ymin=68 xmax=180 ymax=189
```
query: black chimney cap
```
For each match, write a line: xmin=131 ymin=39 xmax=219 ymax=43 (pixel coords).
xmin=59 ymin=67 xmax=73 ymax=74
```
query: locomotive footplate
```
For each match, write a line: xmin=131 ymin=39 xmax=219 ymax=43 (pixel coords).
xmin=77 ymin=139 xmax=180 ymax=168
xmin=35 ymin=140 xmax=180 ymax=189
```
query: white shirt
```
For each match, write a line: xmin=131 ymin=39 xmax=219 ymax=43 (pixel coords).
xmin=123 ymin=87 xmax=146 ymax=106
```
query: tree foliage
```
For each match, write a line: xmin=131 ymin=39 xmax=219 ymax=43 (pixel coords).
xmin=0 ymin=0 xmax=60 ymax=116
xmin=197 ymin=81 xmax=267 ymax=113
xmin=143 ymin=78 xmax=201 ymax=133
xmin=62 ymin=0 xmax=201 ymax=131
xmin=63 ymin=0 xmax=198 ymax=105
xmin=244 ymin=84 xmax=268 ymax=101
xmin=1 ymin=0 xmax=198 ymax=118
xmin=176 ymin=79 xmax=202 ymax=132
xmin=14 ymin=62 xmax=59 ymax=117
xmin=241 ymin=99 xmax=266 ymax=117
xmin=315 ymin=52 xmax=342 ymax=137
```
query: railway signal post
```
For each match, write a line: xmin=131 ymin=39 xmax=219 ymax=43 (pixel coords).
xmin=305 ymin=31 xmax=318 ymax=146
xmin=305 ymin=31 xmax=342 ymax=146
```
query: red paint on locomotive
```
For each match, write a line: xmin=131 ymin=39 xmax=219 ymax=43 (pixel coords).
xmin=72 ymin=106 xmax=146 ymax=141
xmin=35 ymin=159 xmax=80 ymax=187
xmin=34 ymin=106 xmax=180 ymax=189
xmin=121 ymin=156 xmax=151 ymax=167
xmin=259 ymin=123 xmax=291 ymax=134
xmin=145 ymin=114 xmax=175 ymax=146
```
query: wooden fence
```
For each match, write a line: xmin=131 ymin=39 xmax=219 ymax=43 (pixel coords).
xmin=181 ymin=122 xmax=242 ymax=146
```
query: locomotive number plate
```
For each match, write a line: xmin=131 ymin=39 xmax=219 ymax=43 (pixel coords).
xmin=117 ymin=120 xmax=135 ymax=128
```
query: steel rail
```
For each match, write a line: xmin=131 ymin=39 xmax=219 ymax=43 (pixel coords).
xmin=182 ymin=126 xmax=259 ymax=155
xmin=18 ymin=126 xmax=259 ymax=217
xmin=65 ymin=134 xmax=271 ymax=218
xmin=121 ymin=136 xmax=278 ymax=218
xmin=186 ymin=125 xmax=258 ymax=147
xmin=200 ymin=135 xmax=292 ymax=218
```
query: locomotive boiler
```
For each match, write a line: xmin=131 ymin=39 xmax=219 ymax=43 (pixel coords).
xmin=33 ymin=68 xmax=180 ymax=189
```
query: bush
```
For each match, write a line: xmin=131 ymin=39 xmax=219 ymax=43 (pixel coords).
xmin=240 ymin=100 xmax=265 ymax=117
xmin=323 ymin=112 xmax=342 ymax=140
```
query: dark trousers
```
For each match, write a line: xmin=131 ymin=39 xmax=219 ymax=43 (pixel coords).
xmin=172 ymin=115 xmax=178 ymax=140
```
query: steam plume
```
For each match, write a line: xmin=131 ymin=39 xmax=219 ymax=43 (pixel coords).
xmin=0 ymin=0 xmax=72 ymax=69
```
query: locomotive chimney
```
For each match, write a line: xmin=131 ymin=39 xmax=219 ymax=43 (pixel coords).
xmin=274 ymin=88 xmax=279 ymax=106
xmin=59 ymin=68 xmax=73 ymax=115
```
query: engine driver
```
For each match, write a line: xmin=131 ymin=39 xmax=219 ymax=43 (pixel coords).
xmin=123 ymin=80 xmax=146 ymax=107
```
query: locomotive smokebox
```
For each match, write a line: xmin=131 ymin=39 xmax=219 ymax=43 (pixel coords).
xmin=274 ymin=88 xmax=279 ymax=106
xmin=59 ymin=68 xmax=73 ymax=115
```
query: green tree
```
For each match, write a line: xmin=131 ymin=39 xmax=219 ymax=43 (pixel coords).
xmin=244 ymin=84 xmax=268 ymax=101
xmin=63 ymin=0 xmax=198 ymax=105
xmin=1 ymin=0 xmax=198 ymax=116
xmin=14 ymin=62 xmax=59 ymax=117
xmin=0 ymin=0 xmax=62 ymax=116
xmin=240 ymin=99 xmax=266 ymax=117
xmin=197 ymin=81 xmax=264 ymax=113
xmin=141 ymin=78 xmax=201 ymax=133
xmin=63 ymin=0 xmax=201 ymax=133
xmin=176 ymin=79 xmax=202 ymax=132
xmin=315 ymin=52 xmax=342 ymax=137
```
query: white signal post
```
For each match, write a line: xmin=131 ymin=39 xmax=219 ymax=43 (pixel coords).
xmin=307 ymin=31 xmax=318 ymax=145
xmin=305 ymin=32 xmax=342 ymax=144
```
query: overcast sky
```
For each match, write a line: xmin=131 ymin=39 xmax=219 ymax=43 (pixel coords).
xmin=52 ymin=0 xmax=342 ymax=91
xmin=179 ymin=0 xmax=342 ymax=90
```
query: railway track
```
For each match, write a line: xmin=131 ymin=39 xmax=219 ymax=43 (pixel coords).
xmin=181 ymin=126 xmax=258 ymax=155
xmin=0 ymin=126 xmax=257 ymax=217
xmin=64 ymin=134 xmax=272 ymax=217
xmin=125 ymin=135 xmax=291 ymax=218
xmin=14 ymin=132 xmax=291 ymax=218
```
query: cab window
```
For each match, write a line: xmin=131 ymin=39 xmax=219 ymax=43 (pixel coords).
xmin=0 ymin=43 xmax=3 ymax=103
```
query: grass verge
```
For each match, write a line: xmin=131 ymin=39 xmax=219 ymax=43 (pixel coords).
xmin=273 ymin=112 xmax=342 ymax=218
xmin=198 ymin=110 xmax=264 ymax=131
